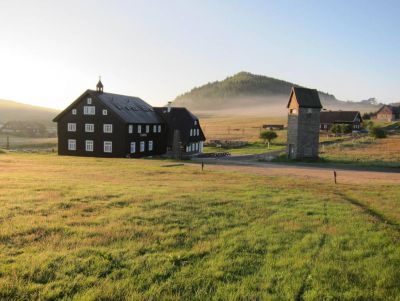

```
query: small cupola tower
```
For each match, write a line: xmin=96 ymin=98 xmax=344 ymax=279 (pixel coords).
xmin=96 ymin=76 xmax=104 ymax=93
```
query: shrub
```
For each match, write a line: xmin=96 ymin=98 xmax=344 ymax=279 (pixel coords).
xmin=369 ymin=126 xmax=387 ymax=138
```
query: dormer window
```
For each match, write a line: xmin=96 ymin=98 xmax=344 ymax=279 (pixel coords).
xmin=146 ymin=125 xmax=149 ymax=133
xmin=87 ymin=97 xmax=92 ymax=104
xmin=138 ymin=125 xmax=142 ymax=133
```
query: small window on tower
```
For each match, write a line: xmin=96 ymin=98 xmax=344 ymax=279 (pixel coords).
xmin=290 ymin=109 xmax=297 ymax=115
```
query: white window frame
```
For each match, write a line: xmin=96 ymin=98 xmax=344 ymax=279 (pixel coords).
xmin=146 ymin=125 xmax=150 ymax=133
xmin=85 ymin=140 xmax=94 ymax=152
xmin=138 ymin=125 xmax=142 ymax=133
xmin=128 ymin=125 xmax=133 ymax=134
xmin=87 ymin=97 xmax=92 ymax=104
xmin=153 ymin=125 xmax=157 ymax=133
xmin=103 ymin=141 xmax=112 ymax=153
xmin=140 ymin=141 xmax=145 ymax=152
xmin=67 ymin=123 xmax=76 ymax=132
xmin=158 ymin=125 xmax=161 ymax=133
xmin=72 ymin=109 xmax=77 ymax=115
xmin=148 ymin=140 xmax=153 ymax=151
xmin=102 ymin=109 xmax=108 ymax=116
xmin=130 ymin=142 xmax=136 ymax=153
xmin=68 ymin=139 xmax=76 ymax=151
xmin=84 ymin=106 xmax=95 ymax=115
xmin=188 ymin=144 xmax=192 ymax=152
xmin=190 ymin=129 xmax=193 ymax=136
xmin=103 ymin=124 xmax=113 ymax=133
xmin=85 ymin=123 xmax=94 ymax=133
xmin=194 ymin=120 xmax=197 ymax=126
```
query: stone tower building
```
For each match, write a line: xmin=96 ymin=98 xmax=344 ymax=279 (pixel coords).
xmin=287 ymin=87 xmax=322 ymax=159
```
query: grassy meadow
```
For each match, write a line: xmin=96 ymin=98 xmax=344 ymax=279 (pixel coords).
xmin=320 ymin=135 xmax=400 ymax=168
xmin=0 ymin=152 xmax=399 ymax=300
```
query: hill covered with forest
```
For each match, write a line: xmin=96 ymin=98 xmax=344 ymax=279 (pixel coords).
xmin=172 ymin=72 xmax=381 ymax=115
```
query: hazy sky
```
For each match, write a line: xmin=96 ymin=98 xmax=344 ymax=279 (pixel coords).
xmin=0 ymin=0 xmax=399 ymax=109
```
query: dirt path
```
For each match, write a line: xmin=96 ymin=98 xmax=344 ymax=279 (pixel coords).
xmin=194 ymin=160 xmax=400 ymax=184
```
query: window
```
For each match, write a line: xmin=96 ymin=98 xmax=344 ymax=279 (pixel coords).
xmin=84 ymin=106 xmax=95 ymax=115
xmin=148 ymin=140 xmax=153 ymax=151
xmin=102 ymin=109 xmax=108 ymax=116
xmin=138 ymin=125 xmax=142 ymax=133
xmin=72 ymin=109 xmax=77 ymax=115
xmin=290 ymin=108 xmax=297 ymax=115
xmin=130 ymin=142 xmax=136 ymax=153
xmin=103 ymin=124 xmax=113 ymax=133
xmin=194 ymin=120 xmax=197 ymax=126
xmin=128 ymin=125 xmax=133 ymax=134
xmin=146 ymin=125 xmax=149 ymax=133
xmin=197 ymin=129 xmax=199 ymax=136
xmin=158 ymin=125 xmax=161 ymax=133
xmin=153 ymin=125 xmax=157 ymax=133
xmin=85 ymin=140 xmax=94 ymax=152
xmin=186 ymin=146 xmax=189 ymax=152
xmin=67 ymin=123 xmax=76 ymax=132
xmin=85 ymin=124 xmax=94 ymax=133
xmin=104 ymin=141 xmax=112 ymax=153
xmin=195 ymin=143 xmax=199 ymax=151
xmin=140 ymin=141 xmax=145 ymax=152
xmin=68 ymin=139 xmax=76 ymax=151
xmin=87 ymin=97 xmax=92 ymax=104
xmin=190 ymin=129 xmax=193 ymax=136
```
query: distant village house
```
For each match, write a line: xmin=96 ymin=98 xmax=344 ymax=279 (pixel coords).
xmin=320 ymin=111 xmax=362 ymax=131
xmin=375 ymin=105 xmax=400 ymax=122
xmin=262 ymin=124 xmax=284 ymax=130
xmin=53 ymin=79 xmax=205 ymax=158
xmin=0 ymin=121 xmax=47 ymax=137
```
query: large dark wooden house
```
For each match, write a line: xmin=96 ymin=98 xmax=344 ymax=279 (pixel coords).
xmin=320 ymin=111 xmax=362 ymax=131
xmin=53 ymin=80 xmax=205 ymax=158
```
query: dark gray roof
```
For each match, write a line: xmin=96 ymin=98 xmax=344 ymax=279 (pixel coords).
xmin=377 ymin=105 xmax=400 ymax=115
xmin=53 ymin=89 xmax=162 ymax=123
xmin=154 ymin=107 xmax=206 ymax=144
xmin=95 ymin=91 xmax=162 ymax=124
xmin=320 ymin=111 xmax=361 ymax=124
xmin=288 ymin=87 xmax=322 ymax=108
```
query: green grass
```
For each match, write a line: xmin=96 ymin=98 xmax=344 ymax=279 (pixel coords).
xmin=0 ymin=153 xmax=399 ymax=300
xmin=204 ymin=142 xmax=284 ymax=155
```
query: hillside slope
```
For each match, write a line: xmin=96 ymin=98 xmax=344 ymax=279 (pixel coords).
xmin=0 ymin=99 xmax=59 ymax=126
xmin=172 ymin=72 xmax=381 ymax=115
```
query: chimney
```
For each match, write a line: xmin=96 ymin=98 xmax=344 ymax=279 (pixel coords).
xmin=167 ymin=101 xmax=172 ymax=113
